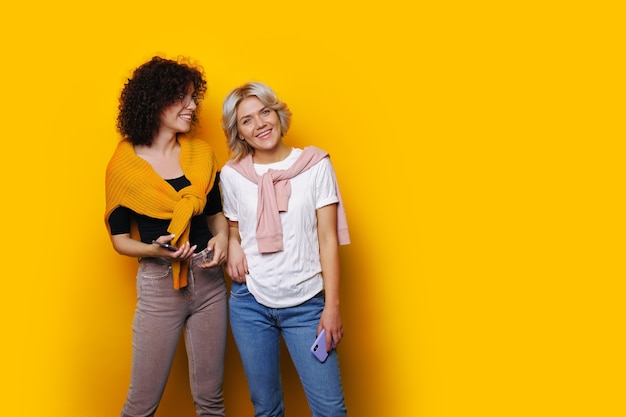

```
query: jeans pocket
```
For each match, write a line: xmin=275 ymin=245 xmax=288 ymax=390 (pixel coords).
xmin=137 ymin=259 xmax=171 ymax=280
xmin=230 ymin=282 xmax=251 ymax=298
xmin=136 ymin=260 xmax=174 ymax=300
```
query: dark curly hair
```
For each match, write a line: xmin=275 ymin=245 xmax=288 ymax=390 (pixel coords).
xmin=116 ymin=56 xmax=207 ymax=146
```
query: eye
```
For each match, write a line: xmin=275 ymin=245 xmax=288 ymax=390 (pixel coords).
xmin=242 ymin=118 xmax=251 ymax=125
xmin=262 ymin=108 xmax=271 ymax=115
xmin=192 ymin=94 xmax=198 ymax=103
xmin=177 ymin=93 xmax=185 ymax=101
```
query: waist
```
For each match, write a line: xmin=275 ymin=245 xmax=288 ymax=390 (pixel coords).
xmin=140 ymin=246 xmax=214 ymax=268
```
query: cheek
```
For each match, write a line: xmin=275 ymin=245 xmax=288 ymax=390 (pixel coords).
xmin=237 ymin=124 xmax=251 ymax=137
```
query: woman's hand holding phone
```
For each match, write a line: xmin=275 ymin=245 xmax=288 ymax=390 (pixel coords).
xmin=310 ymin=329 xmax=335 ymax=363
xmin=152 ymin=235 xmax=196 ymax=260
xmin=151 ymin=240 xmax=178 ymax=251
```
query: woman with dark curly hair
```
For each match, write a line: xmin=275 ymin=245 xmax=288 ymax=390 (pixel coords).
xmin=104 ymin=56 xmax=228 ymax=417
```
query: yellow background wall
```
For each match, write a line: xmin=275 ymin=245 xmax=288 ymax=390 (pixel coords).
xmin=1 ymin=1 xmax=623 ymax=416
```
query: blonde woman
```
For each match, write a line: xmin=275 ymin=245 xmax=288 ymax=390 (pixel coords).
xmin=220 ymin=81 xmax=350 ymax=417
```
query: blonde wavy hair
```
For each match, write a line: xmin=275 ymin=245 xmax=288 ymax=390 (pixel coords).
xmin=221 ymin=81 xmax=292 ymax=161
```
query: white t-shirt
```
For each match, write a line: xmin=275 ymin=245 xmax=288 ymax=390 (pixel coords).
xmin=220 ymin=148 xmax=340 ymax=308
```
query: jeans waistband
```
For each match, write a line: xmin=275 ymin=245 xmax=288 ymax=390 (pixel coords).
xmin=140 ymin=246 xmax=213 ymax=268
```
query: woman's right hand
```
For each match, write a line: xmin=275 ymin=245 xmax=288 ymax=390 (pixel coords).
xmin=226 ymin=241 xmax=248 ymax=284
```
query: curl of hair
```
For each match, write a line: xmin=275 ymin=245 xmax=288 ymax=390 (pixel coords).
xmin=222 ymin=81 xmax=292 ymax=161
xmin=116 ymin=56 xmax=207 ymax=145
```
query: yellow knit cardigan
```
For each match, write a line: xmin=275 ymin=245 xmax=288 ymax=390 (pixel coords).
xmin=104 ymin=136 xmax=218 ymax=289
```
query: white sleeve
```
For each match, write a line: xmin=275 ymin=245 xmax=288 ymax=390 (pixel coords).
xmin=219 ymin=165 xmax=239 ymax=222
xmin=314 ymin=157 xmax=340 ymax=209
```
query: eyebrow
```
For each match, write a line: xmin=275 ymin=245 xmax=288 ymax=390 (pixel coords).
xmin=238 ymin=106 xmax=268 ymax=122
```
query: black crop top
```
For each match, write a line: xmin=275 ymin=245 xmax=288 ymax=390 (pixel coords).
xmin=108 ymin=173 xmax=223 ymax=253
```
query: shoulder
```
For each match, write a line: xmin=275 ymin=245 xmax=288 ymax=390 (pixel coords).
xmin=298 ymin=146 xmax=332 ymax=170
xmin=220 ymin=163 xmax=238 ymax=181
xmin=308 ymin=157 xmax=337 ymax=188
xmin=194 ymin=139 xmax=215 ymax=158
xmin=105 ymin=140 xmax=137 ymax=181
xmin=314 ymin=154 xmax=334 ymax=171
xmin=302 ymin=145 xmax=326 ymax=153
xmin=181 ymin=136 xmax=215 ymax=157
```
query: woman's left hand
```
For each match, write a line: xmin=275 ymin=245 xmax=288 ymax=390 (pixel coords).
xmin=318 ymin=306 xmax=344 ymax=351
xmin=200 ymin=233 xmax=228 ymax=268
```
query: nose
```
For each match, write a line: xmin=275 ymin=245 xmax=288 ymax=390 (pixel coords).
xmin=254 ymin=117 xmax=266 ymax=129
xmin=185 ymin=99 xmax=197 ymax=110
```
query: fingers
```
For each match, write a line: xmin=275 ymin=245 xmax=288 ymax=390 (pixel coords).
xmin=232 ymin=267 xmax=246 ymax=283
xmin=201 ymin=260 xmax=219 ymax=268
xmin=318 ymin=320 xmax=344 ymax=350
xmin=204 ymin=244 xmax=218 ymax=266
xmin=321 ymin=326 xmax=342 ymax=350
xmin=224 ymin=257 xmax=248 ymax=283
xmin=326 ymin=332 xmax=334 ymax=351
xmin=225 ymin=264 xmax=236 ymax=278
xmin=167 ymin=241 xmax=196 ymax=260
xmin=211 ymin=246 xmax=227 ymax=266
xmin=330 ymin=327 xmax=344 ymax=347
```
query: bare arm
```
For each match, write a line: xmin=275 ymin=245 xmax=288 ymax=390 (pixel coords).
xmin=202 ymin=212 xmax=229 ymax=267
xmin=225 ymin=220 xmax=248 ymax=283
xmin=316 ymin=203 xmax=344 ymax=350
xmin=110 ymin=233 xmax=196 ymax=260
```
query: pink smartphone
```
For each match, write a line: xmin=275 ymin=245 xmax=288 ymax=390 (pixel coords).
xmin=310 ymin=329 xmax=334 ymax=363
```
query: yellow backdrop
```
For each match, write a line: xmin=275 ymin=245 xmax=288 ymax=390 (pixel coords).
xmin=1 ymin=1 xmax=624 ymax=416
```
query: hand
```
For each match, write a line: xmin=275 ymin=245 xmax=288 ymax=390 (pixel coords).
xmin=200 ymin=234 xmax=228 ymax=268
xmin=153 ymin=234 xmax=196 ymax=260
xmin=318 ymin=306 xmax=344 ymax=351
xmin=226 ymin=241 xmax=248 ymax=284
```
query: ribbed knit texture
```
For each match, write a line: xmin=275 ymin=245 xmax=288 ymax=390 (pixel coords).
xmin=104 ymin=136 xmax=218 ymax=289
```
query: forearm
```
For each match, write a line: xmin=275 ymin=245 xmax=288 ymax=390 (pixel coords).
xmin=226 ymin=220 xmax=248 ymax=281
xmin=110 ymin=233 xmax=161 ymax=258
xmin=207 ymin=212 xmax=228 ymax=240
xmin=317 ymin=205 xmax=344 ymax=346
xmin=227 ymin=220 xmax=242 ymax=246
xmin=319 ymin=242 xmax=341 ymax=308
xmin=316 ymin=204 xmax=342 ymax=308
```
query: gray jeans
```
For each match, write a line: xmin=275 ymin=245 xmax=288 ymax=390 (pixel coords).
xmin=121 ymin=247 xmax=228 ymax=417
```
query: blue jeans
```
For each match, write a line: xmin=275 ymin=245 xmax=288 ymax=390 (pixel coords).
xmin=121 ymin=248 xmax=228 ymax=417
xmin=229 ymin=283 xmax=347 ymax=417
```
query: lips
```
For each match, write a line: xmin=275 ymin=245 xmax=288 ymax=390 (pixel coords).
xmin=256 ymin=129 xmax=272 ymax=139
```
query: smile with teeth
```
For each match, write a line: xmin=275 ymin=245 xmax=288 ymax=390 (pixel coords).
xmin=256 ymin=129 xmax=272 ymax=139
xmin=179 ymin=114 xmax=192 ymax=122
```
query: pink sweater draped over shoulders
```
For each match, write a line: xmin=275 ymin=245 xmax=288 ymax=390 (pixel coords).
xmin=226 ymin=146 xmax=350 ymax=253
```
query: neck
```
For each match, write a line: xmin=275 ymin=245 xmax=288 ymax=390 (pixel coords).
xmin=141 ymin=132 xmax=179 ymax=155
xmin=253 ymin=144 xmax=292 ymax=164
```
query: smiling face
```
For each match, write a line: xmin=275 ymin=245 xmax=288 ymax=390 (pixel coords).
xmin=160 ymin=85 xmax=198 ymax=135
xmin=236 ymin=96 xmax=290 ymax=163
